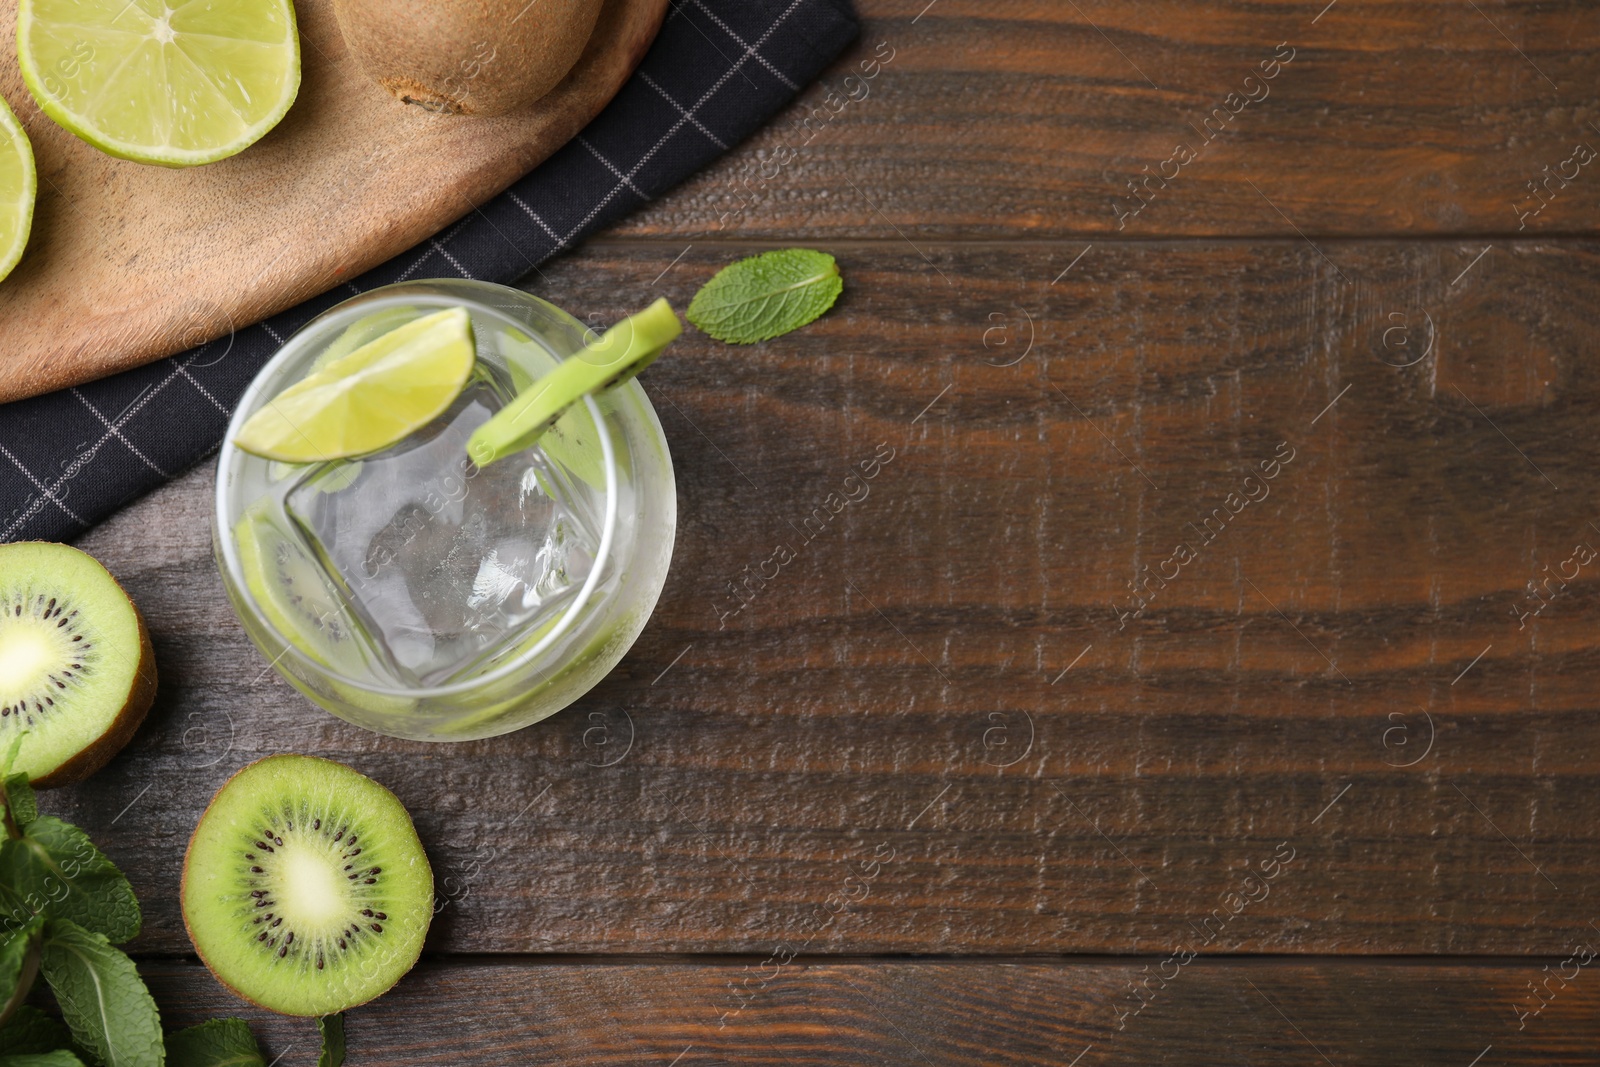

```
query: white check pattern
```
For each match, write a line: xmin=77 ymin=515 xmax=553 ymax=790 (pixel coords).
xmin=0 ymin=0 xmax=858 ymax=544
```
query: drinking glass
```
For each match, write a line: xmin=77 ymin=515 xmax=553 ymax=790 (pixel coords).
xmin=213 ymin=280 xmax=676 ymax=741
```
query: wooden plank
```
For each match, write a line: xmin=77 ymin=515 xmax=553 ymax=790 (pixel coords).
xmin=133 ymin=958 xmax=1600 ymax=1064
xmin=64 ymin=238 xmax=1600 ymax=956
xmin=615 ymin=0 xmax=1600 ymax=238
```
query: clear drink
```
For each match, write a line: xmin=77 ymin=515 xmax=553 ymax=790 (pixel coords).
xmin=213 ymin=281 xmax=677 ymax=740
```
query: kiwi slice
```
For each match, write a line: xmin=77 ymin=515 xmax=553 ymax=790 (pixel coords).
xmin=467 ymin=298 xmax=681 ymax=467
xmin=501 ymin=327 xmax=610 ymax=491
xmin=234 ymin=507 xmax=366 ymax=675
xmin=0 ymin=542 xmax=156 ymax=787
xmin=181 ymin=755 xmax=433 ymax=1017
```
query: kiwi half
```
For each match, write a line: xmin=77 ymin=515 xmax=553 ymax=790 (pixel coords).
xmin=181 ymin=755 xmax=433 ymax=1017
xmin=0 ymin=542 xmax=156 ymax=787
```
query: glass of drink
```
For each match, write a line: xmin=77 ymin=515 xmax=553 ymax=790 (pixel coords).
xmin=213 ymin=280 xmax=677 ymax=741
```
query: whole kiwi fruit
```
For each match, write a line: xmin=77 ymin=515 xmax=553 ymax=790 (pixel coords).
xmin=333 ymin=0 xmax=605 ymax=116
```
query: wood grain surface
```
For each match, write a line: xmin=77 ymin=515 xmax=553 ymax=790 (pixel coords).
xmin=123 ymin=958 xmax=1598 ymax=1064
xmin=28 ymin=1 xmax=1600 ymax=1062
xmin=616 ymin=0 xmax=1600 ymax=241
xmin=57 ymin=238 xmax=1600 ymax=964
xmin=0 ymin=0 xmax=665 ymax=403
xmin=128 ymin=959 xmax=1600 ymax=1067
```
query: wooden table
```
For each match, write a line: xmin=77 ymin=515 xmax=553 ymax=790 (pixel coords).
xmin=61 ymin=1 xmax=1600 ymax=1061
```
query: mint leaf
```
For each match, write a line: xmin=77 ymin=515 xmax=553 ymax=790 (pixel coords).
xmin=166 ymin=1019 xmax=265 ymax=1067
xmin=686 ymin=249 xmax=842 ymax=344
xmin=0 ymin=1052 xmax=87 ymax=1066
xmin=3 ymin=773 xmax=38 ymax=832
xmin=0 ymin=735 xmax=23 ymax=780
xmin=316 ymin=1015 xmax=344 ymax=1067
xmin=0 ymin=1005 xmax=76 ymax=1055
xmin=0 ymin=818 xmax=140 ymax=944
xmin=39 ymin=920 xmax=163 ymax=1067
xmin=0 ymin=916 xmax=44 ymax=1026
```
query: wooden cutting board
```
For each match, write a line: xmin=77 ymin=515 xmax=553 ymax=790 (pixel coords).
xmin=0 ymin=0 xmax=667 ymax=404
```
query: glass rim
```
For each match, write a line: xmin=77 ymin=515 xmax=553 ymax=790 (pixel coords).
xmin=214 ymin=285 xmax=623 ymax=700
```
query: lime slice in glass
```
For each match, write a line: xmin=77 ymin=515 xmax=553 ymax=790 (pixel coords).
xmin=468 ymin=298 xmax=681 ymax=467
xmin=310 ymin=305 xmax=420 ymax=373
xmin=0 ymin=95 xmax=36 ymax=282
xmin=17 ymin=0 xmax=301 ymax=167
xmin=233 ymin=307 xmax=476 ymax=462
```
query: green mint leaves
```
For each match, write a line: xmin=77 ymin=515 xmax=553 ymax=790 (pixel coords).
xmin=0 ymin=1052 xmax=89 ymax=1066
xmin=0 ymin=1004 xmax=79 ymax=1055
xmin=165 ymin=1018 xmax=267 ymax=1067
xmin=0 ymin=772 xmax=283 ymax=1067
xmin=0 ymin=818 xmax=141 ymax=944
xmin=686 ymin=249 xmax=842 ymax=344
xmin=39 ymin=920 xmax=163 ymax=1067
xmin=316 ymin=1014 xmax=346 ymax=1067
xmin=0 ymin=916 xmax=44 ymax=1023
xmin=3 ymin=772 xmax=38 ymax=830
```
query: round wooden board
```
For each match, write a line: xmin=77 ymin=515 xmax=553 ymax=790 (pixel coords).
xmin=0 ymin=0 xmax=668 ymax=403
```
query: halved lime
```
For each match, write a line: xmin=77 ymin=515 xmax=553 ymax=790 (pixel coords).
xmin=0 ymin=95 xmax=35 ymax=283
xmin=17 ymin=0 xmax=301 ymax=167
xmin=234 ymin=307 xmax=476 ymax=462
xmin=467 ymin=298 xmax=681 ymax=467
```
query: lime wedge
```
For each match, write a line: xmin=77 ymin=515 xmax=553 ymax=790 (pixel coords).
xmin=234 ymin=307 xmax=476 ymax=462
xmin=310 ymin=305 xmax=421 ymax=373
xmin=0 ymin=95 xmax=36 ymax=282
xmin=468 ymin=298 xmax=681 ymax=467
xmin=18 ymin=0 xmax=300 ymax=167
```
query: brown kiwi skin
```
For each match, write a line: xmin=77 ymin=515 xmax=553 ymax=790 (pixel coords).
xmin=180 ymin=755 xmax=431 ymax=1017
xmin=332 ymin=0 xmax=604 ymax=116
xmin=27 ymin=553 xmax=157 ymax=790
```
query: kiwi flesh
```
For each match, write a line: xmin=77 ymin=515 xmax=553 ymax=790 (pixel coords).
xmin=234 ymin=507 xmax=367 ymax=676
xmin=181 ymin=755 xmax=434 ymax=1017
xmin=502 ymin=329 xmax=611 ymax=491
xmin=0 ymin=542 xmax=156 ymax=787
xmin=332 ymin=0 xmax=603 ymax=116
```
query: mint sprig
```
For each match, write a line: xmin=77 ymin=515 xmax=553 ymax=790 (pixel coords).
xmin=0 ymin=771 xmax=289 ymax=1066
xmin=686 ymin=249 xmax=842 ymax=344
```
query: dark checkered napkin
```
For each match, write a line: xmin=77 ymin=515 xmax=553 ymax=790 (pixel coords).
xmin=0 ymin=0 xmax=858 ymax=543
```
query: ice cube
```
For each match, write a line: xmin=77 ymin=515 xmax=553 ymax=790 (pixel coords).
xmin=284 ymin=378 xmax=602 ymax=686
